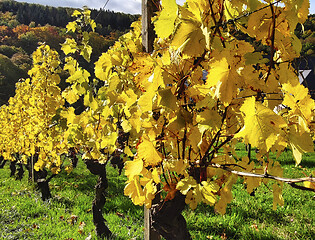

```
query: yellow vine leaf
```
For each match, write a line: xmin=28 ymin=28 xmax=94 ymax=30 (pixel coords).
xmin=95 ymin=53 xmax=112 ymax=81
xmin=185 ymin=187 xmax=203 ymax=210
xmin=176 ymin=176 xmax=198 ymax=195
xmin=128 ymin=110 xmax=142 ymax=133
xmin=67 ymin=69 xmax=90 ymax=84
xmin=124 ymin=176 xmax=145 ymax=206
xmin=187 ymin=126 xmax=202 ymax=152
xmin=61 ymin=38 xmax=77 ymax=55
xmin=125 ymin=159 xmax=143 ymax=180
xmin=282 ymin=82 xmax=315 ymax=126
xmin=245 ymin=176 xmax=262 ymax=194
xmin=304 ymin=171 xmax=315 ymax=189
xmin=235 ymin=97 xmax=287 ymax=152
xmin=297 ymin=0 xmax=310 ymax=23
xmin=288 ymin=125 xmax=314 ymax=165
xmin=124 ymin=146 xmax=134 ymax=157
xmin=201 ymin=180 xmax=219 ymax=205
xmin=171 ymin=18 xmax=205 ymax=57
xmin=304 ymin=181 xmax=315 ymax=190
xmin=137 ymin=138 xmax=162 ymax=167
xmin=154 ymin=0 xmax=178 ymax=39
xmin=72 ymin=10 xmax=81 ymax=17
xmin=121 ymin=119 xmax=132 ymax=132
xmin=196 ymin=108 xmax=221 ymax=132
xmin=60 ymin=107 xmax=78 ymax=125
xmin=80 ymin=43 xmax=92 ymax=62
xmin=116 ymin=89 xmax=137 ymax=109
xmin=206 ymin=57 xmax=237 ymax=106
xmin=84 ymin=91 xmax=98 ymax=111
xmin=66 ymin=21 xmax=77 ymax=33
xmin=152 ymin=168 xmax=160 ymax=184
xmin=143 ymin=179 xmax=157 ymax=208
xmin=138 ymin=90 xmax=155 ymax=113
xmin=158 ymin=88 xmax=178 ymax=110
xmin=244 ymin=52 xmax=269 ymax=65
xmin=224 ymin=0 xmax=239 ymax=21
xmin=100 ymin=132 xmax=118 ymax=152
xmin=268 ymin=160 xmax=283 ymax=177
xmin=129 ymin=54 xmax=154 ymax=91
xmin=272 ymin=183 xmax=284 ymax=210
xmin=215 ymin=174 xmax=237 ymax=215
xmin=248 ymin=0 xmax=260 ymax=11
xmin=62 ymin=87 xmax=80 ymax=104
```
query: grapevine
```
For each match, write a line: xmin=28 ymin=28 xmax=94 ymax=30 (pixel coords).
xmin=0 ymin=1 xmax=314 ymax=239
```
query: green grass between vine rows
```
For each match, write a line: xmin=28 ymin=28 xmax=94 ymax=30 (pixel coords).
xmin=0 ymin=146 xmax=314 ymax=240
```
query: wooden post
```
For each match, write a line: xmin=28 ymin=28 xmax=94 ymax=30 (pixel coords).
xmin=142 ymin=1 xmax=161 ymax=239
xmin=142 ymin=0 xmax=159 ymax=53
xmin=31 ymin=154 xmax=34 ymax=182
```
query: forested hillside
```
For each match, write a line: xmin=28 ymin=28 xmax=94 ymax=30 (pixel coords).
xmin=296 ymin=14 xmax=315 ymax=55
xmin=0 ymin=0 xmax=138 ymax=34
xmin=0 ymin=0 xmax=139 ymax=105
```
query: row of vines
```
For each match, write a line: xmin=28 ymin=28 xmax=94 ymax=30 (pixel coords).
xmin=0 ymin=1 xmax=315 ymax=239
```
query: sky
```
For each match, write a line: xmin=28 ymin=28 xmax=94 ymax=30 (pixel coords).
xmin=14 ymin=0 xmax=315 ymax=15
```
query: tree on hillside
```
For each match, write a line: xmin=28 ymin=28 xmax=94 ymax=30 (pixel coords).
xmin=0 ymin=53 xmax=27 ymax=102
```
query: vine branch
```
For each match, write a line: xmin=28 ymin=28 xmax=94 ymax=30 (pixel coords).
xmin=211 ymin=163 xmax=315 ymax=192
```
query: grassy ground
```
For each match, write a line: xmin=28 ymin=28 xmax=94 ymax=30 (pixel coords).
xmin=0 ymin=147 xmax=314 ymax=240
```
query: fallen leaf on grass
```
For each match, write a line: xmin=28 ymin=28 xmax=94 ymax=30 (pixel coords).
xmin=250 ymin=223 xmax=259 ymax=231
xmin=68 ymin=215 xmax=78 ymax=225
xmin=32 ymin=223 xmax=39 ymax=229
xmin=116 ymin=212 xmax=124 ymax=217
xmin=221 ymin=231 xmax=227 ymax=240
xmin=78 ymin=221 xmax=86 ymax=234
xmin=85 ymin=234 xmax=92 ymax=240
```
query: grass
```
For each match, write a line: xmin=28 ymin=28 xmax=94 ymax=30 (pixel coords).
xmin=0 ymin=160 xmax=143 ymax=240
xmin=0 ymin=147 xmax=314 ymax=239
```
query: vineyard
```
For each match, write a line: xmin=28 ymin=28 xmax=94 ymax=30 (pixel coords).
xmin=1 ymin=146 xmax=314 ymax=239
xmin=0 ymin=0 xmax=315 ymax=239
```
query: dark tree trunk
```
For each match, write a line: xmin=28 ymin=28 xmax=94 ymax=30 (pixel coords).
xmin=16 ymin=163 xmax=24 ymax=180
xmin=151 ymin=192 xmax=191 ymax=240
xmin=26 ymin=156 xmax=33 ymax=181
xmin=36 ymin=178 xmax=51 ymax=200
xmin=34 ymin=169 xmax=52 ymax=201
xmin=69 ymin=147 xmax=79 ymax=168
xmin=27 ymin=153 xmax=55 ymax=201
xmin=9 ymin=161 xmax=16 ymax=177
xmin=85 ymin=159 xmax=112 ymax=238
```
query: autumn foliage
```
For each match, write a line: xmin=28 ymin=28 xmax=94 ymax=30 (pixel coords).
xmin=0 ymin=1 xmax=314 ymax=231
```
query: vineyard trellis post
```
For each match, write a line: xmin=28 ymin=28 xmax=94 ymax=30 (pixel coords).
xmin=142 ymin=0 xmax=161 ymax=239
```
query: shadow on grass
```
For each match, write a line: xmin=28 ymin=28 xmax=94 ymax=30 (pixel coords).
xmin=104 ymin=169 xmax=143 ymax=218
xmin=278 ymin=157 xmax=315 ymax=168
xmin=185 ymin=197 xmax=298 ymax=240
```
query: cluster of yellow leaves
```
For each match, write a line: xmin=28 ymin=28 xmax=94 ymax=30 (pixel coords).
xmin=124 ymin=157 xmax=160 ymax=208
xmin=176 ymin=176 xmax=219 ymax=210
xmin=101 ymin=0 xmax=313 ymax=211
xmin=0 ymin=45 xmax=67 ymax=171
xmin=1 ymin=1 xmax=313 ymax=215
